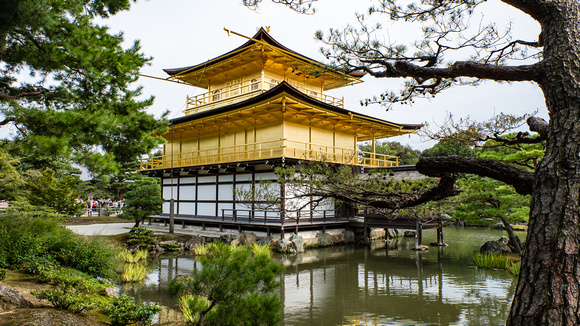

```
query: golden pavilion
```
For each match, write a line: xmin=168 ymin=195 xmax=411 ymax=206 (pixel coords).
xmin=140 ymin=28 xmax=421 ymax=236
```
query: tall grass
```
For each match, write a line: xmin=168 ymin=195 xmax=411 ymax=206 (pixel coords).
xmin=474 ymin=252 xmax=520 ymax=277
xmin=118 ymin=250 xmax=148 ymax=263
xmin=120 ymin=263 xmax=148 ymax=283
xmin=473 ymin=253 xmax=514 ymax=269
xmin=508 ymin=262 xmax=521 ymax=276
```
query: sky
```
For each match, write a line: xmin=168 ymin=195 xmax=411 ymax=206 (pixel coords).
xmin=3 ymin=0 xmax=548 ymax=150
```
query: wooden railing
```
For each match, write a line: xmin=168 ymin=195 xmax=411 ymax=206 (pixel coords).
xmin=140 ymin=139 xmax=399 ymax=171
xmin=185 ymin=79 xmax=343 ymax=114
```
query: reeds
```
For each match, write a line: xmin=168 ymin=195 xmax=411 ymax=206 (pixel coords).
xmin=119 ymin=250 xmax=149 ymax=282
xmin=118 ymin=250 xmax=148 ymax=263
xmin=120 ymin=263 xmax=148 ymax=283
xmin=473 ymin=252 xmax=520 ymax=277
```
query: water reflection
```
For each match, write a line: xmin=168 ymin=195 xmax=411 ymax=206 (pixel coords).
xmin=127 ymin=228 xmax=521 ymax=326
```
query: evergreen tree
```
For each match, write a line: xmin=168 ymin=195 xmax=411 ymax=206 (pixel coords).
xmin=358 ymin=141 xmax=421 ymax=165
xmin=0 ymin=0 xmax=168 ymax=175
xmin=119 ymin=175 xmax=164 ymax=228
xmin=174 ymin=242 xmax=284 ymax=326
xmin=27 ymin=168 xmax=85 ymax=216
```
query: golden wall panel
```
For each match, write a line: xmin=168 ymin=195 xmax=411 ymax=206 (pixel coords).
xmin=284 ymin=123 xmax=309 ymax=143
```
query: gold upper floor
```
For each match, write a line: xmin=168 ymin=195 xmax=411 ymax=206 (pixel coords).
xmin=164 ymin=28 xmax=361 ymax=115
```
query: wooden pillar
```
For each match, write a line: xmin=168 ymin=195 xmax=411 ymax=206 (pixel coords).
xmin=169 ymin=198 xmax=175 ymax=234
xmin=415 ymin=218 xmax=422 ymax=247
xmin=437 ymin=215 xmax=444 ymax=245
xmin=363 ymin=207 xmax=368 ymax=241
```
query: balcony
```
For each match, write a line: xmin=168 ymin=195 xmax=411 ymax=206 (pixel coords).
xmin=185 ymin=79 xmax=344 ymax=114
xmin=139 ymin=139 xmax=399 ymax=171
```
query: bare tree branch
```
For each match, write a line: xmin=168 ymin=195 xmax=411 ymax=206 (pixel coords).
xmin=416 ymin=156 xmax=534 ymax=195
xmin=0 ymin=89 xmax=43 ymax=101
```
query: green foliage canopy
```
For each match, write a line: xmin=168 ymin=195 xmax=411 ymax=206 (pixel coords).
xmin=0 ymin=0 xmax=167 ymax=175
xmin=119 ymin=175 xmax=164 ymax=227
xmin=359 ymin=141 xmax=422 ymax=165
xmin=173 ymin=242 xmax=284 ymax=326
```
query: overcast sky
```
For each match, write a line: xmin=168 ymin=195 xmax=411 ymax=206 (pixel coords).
xmin=4 ymin=0 xmax=548 ymax=150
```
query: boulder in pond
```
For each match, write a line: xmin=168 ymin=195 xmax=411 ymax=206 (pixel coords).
xmin=184 ymin=235 xmax=205 ymax=251
xmin=290 ymin=234 xmax=304 ymax=253
xmin=238 ymin=231 xmax=258 ymax=245
xmin=317 ymin=232 xmax=333 ymax=247
xmin=479 ymin=237 xmax=511 ymax=254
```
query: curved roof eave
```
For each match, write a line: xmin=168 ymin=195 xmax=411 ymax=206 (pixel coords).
xmin=163 ymin=27 xmax=363 ymax=80
xmin=170 ymin=81 xmax=422 ymax=132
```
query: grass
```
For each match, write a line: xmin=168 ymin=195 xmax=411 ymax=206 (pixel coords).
xmin=118 ymin=250 xmax=148 ymax=263
xmin=474 ymin=252 xmax=521 ymax=277
xmin=474 ymin=252 xmax=514 ymax=269
xmin=508 ymin=262 xmax=521 ymax=276
xmin=120 ymin=263 xmax=148 ymax=283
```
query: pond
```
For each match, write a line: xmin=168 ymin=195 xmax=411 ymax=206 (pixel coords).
xmin=122 ymin=227 xmax=525 ymax=326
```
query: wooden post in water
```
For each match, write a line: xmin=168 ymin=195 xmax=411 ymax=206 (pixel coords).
xmin=169 ymin=198 xmax=175 ymax=234
xmin=437 ymin=215 xmax=444 ymax=245
xmin=415 ymin=218 xmax=422 ymax=248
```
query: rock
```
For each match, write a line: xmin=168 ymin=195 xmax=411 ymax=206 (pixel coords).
xmin=412 ymin=245 xmax=429 ymax=251
xmin=184 ymin=235 xmax=205 ymax=251
xmin=386 ymin=229 xmax=403 ymax=239
xmin=0 ymin=285 xmax=33 ymax=308
xmin=492 ymin=223 xmax=505 ymax=230
xmin=332 ymin=233 xmax=345 ymax=245
xmin=430 ymin=242 xmax=448 ymax=247
xmin=238 ymin=232 xmax=258 ymax=245
xmin=403 ymin=230 xmax=416 ymax=238
xmin=104 ymin=287 xmax=118 ymax=298
xmin=276 ymin=240 xmax=288 ymax=252
xmin=369 ymin=228 xmax=385 ymax=239
xmin=258 ymin=236 xmax=272 ymax=246
xmin=479 ymin=238 xmax=512 ymax=254
xmin=343 ymin=230 xmax=355 ymax=243
xmin=290 ymin=234 xmax=304 ymax=253
xmin=317 ymin=232 xmax=333 ymax=247
xmin=455 ymin=220 xmax=465 ymax=228
xmin=125 ymin=244 xmax=140 ymax=252
xmin=220 ymin=234 xmax=235 ymax=244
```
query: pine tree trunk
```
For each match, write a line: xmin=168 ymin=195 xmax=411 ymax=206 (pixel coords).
xmin=498 ymin=215 xmax=522 ymax=255
xmin=507 ymin=1 xmax=580 ymax=324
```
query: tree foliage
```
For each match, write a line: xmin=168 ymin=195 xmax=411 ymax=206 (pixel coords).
xmin=27 ymin=168 xmax=85 ymax=216
xmin=359 ymin=141 xmax=421 ymax=165
xmin=0 ymin=0 xmax=168 ymax=175
xmin=119 ymin=175 xmax=164 ymax=228
xmin=172 ymin=242 xmax=284 ymax=326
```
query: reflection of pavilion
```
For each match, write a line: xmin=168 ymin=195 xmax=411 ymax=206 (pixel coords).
xmin=128 ymin=240 xmax=515 ymax=326
xmin=278 ymin=243 xmax=514 ymax=326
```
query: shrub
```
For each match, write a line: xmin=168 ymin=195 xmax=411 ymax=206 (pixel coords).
xmin=33 ymin=288 xmax=103 ymax=313
xmin=32 ymin=266 xmax=111 ymax=313
xmin=175 ymin=242 xmax=284 ymax=325
xmin=107 ymin=295 xmax=161 ymax=326
xmin=0 ymin=206 xmax=120 ymax=278
xmin=127 ymin=227 xmax=158 ymax=250
xmin=0 ymin=268 xmax=6 ymax=280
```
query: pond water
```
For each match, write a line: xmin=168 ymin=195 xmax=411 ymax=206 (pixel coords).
xmin=122 ymin=227 xmax=525 ymax=326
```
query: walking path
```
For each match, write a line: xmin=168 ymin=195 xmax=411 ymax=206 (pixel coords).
xmin=66 ymin=222 xmax=240 ymax=238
